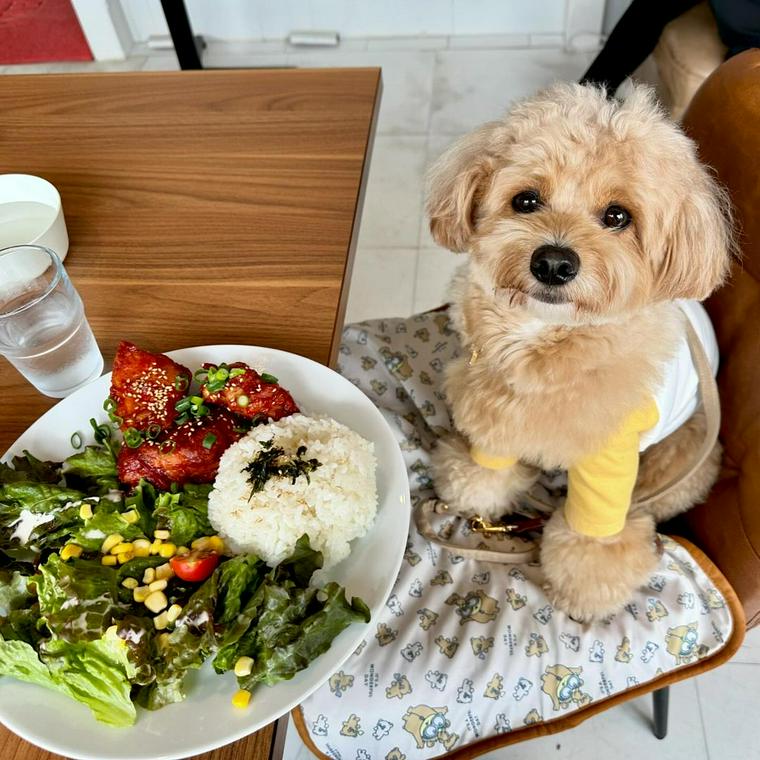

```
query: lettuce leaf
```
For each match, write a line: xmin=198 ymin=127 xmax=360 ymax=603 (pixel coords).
xmin=0 ymin=452 xmax=61 ymax=485
xmin=152 ymin=484 xmax=213 ymax=546
xmin=0 ymin=630 xmax=137 ymax=727
xmin=63 ymin=446 xmax=119 ymax=495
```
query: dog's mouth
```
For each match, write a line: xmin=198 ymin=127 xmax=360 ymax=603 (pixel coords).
xmin=527 ymin=287 xmax=570 ymax=305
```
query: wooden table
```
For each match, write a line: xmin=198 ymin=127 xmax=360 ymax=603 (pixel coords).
xmin=0 ymin=68 xmax=380 ymax=760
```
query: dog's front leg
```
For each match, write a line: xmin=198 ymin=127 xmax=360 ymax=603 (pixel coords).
xmin=430 ymin=432 xmax=539 ymax=520
xmin=540 ymin=510 xmax=658 ymax=622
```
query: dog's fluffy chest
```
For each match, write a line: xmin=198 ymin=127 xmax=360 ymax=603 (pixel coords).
xmin=445 ymin=298 xmax=682 ymax=469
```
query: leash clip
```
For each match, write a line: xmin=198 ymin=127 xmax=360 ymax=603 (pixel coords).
xmin=468 ymin=516 xmax=517 ymax=535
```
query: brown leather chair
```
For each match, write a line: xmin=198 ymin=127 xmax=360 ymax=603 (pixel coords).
xmin=681 ymin=48 xmax=760 ymax=629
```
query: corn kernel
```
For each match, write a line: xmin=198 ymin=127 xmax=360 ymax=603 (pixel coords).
xmin=153 ymin=611 xmax=169 ymax=630
xmin=156 ymin=633 xmax=171 ymax=649
xmin=120 ymin=509 xmax=139 ymax=524
xmin=60 ymin=543 xmax=83 ymax=561
xmin=133 ymin=586 xmax=150 ymax=603
xmin=155 ymin=562 xmax=174 ymax=581
xmin=176 ymin=546 xmax=190 ymax=555
xmin=166 ymin=604 xmax=182 ymax=623
xmin=101 ymin=533 xmax=123 ymax=554
xmin=78 ymin=503 xmax=93 ymax=520
xmin=154 ymin=529 xmax=171 ymax=540
xmin=101 ymin=555 xmax=118 ymax=566
xmin=231 ymin=689 xmax=251 ymax=709
xmin=121 ymin=577 xmax=139 ymax=589
xmin=191 ymin=537 xmax=208 ymax=550
xmin=132 ymin=538 xmax=151 ymax=557
xmin=149 ymin=540 xmax=162 ymax=555
xmin=207 ymin=536 xmax=225 ymax=554
xmin=143 ymin=567 xmax=156 ymax=584
xmin=148 ymin=579 xmax=167 ymax=592
xmin=110 ymin=542 xmax=134 ymax=555
xmin=144 ymin=590 xmax=168 ymax=613
xmin=117 ymin=551 xmax=134 ymax=564
xmin=158 ymin=543 xmax=177 ymax=558
xmin=234 ymin=656 xmax=254 ymax=677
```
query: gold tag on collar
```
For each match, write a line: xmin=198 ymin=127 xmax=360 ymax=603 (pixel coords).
xmin=468 ymin=347 xmax=480 ymax=366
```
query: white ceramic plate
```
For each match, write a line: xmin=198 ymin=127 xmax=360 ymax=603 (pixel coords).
xmin=0 ymin=345 xmax=409 ymax=760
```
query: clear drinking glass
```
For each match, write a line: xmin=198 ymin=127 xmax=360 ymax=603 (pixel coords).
xmin=0 ymin=245 xmax=103 ymax=397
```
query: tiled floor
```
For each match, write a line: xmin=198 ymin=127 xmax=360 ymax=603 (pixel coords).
xmin=4 ymin=37 xmax=758 ymax=760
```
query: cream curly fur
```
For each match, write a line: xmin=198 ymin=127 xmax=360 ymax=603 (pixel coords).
xmin=426 ymin=83 xmax=734 ymax=621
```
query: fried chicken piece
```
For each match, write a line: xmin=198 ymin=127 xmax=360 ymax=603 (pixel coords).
xmin=117 ymin=408 xmax=243 ymax=490
xmin=110 ymin=341 xmax=191 ymax=432
xmin=200 ymin=362 xmax=298 ymax=422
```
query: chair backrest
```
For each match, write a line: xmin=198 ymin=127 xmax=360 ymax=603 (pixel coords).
xmin=681 ymin=49 xmax=760 ymax=628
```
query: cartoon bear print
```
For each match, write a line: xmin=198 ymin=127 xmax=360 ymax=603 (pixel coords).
xmin=356 ymin=750 xmax=371 ymax=760
xmin=640 ymin=641 xmax=659 ymax=663
xmin=386 ymin=593 xmax=404 ymax=617
xmin=378 ymin=347 xmax=413 ymax=380
xmin=425 ymin=670 xmax=448 ymax=691
xmin=541 ymin=665 xmax=593 ymax=711
xmin=699 ymin=589 xmax=725 ymax=612
xmin=588 ymin=639 xmax=604 ymax=663
xmin=559 ymin=633 xmax=581 ymax=653
xmin=677 ymin=592 xmax=695 ymax=609
xmin=508 ymin=567 xmax=526 ymax=582
xmin=433 ymin=313 xmax=453 ymax=336
xmin=401 ymin=642 xmax=424 ymax=662
xmin=385 ymin=749 xmax=407 ymax=760
xmin=361 ymin=356 xmax=377 ymax=370
xmin=376 ymin=623 xmax=398 ymax=647
xmin=431 ymin=570 xmax=453 ymax=586
xmin=404 ymin=541 xmax=422 ymax=566
xmin=386 ymin=673 xmax=413 ymax=700
xmin=373 ymin=719 xmax=394 ymax=740
xmin=648 ymin=574 xmax=667 ymax=592
xmin=524 ymin=709 xmax=543 ymax=725
xmin=533 ymin=605 xmax=553 ymax=625
xmin=665 ymin=622 xmax=704 ymax=665
xmin=494 ymin=714 xmax=512 ymax=733
xmin=471 ymin=636 xmax=494 ymax=659
xmin=472 ymin=570 xmax=490 ymax=585
xmin=483 ymin=674 xmax=505 ymax=700
xmin=445 ymin=590 xmax=500 ymax=624
xmin=340 ymin=714 xmax=364 ymax=737
xmin=370 ymin=379 xmax=388 ymax=396
xmin=512 ymin=677 xmax=532 ymax=701
xmin=408 ymin=578 xmax=423 ymax=598
xmin=328 ymin=670 xmax=354 ymax=697
xmin=456 ymin=678 xmax=474 ymax=703
xmin=505 ymin=588 xmax=527 ymax=610
xmin=437 ymin=520 xmax=457 ymax=541
xmin=414 ymin=327 xmax=430 ymax=343
xmin=646 ymin=598 xmax=669 ymax=622
xmin=402 ymin=705 xmax=458 ymax=751
xmin=434 ymin=634 xmax=459 ymax=658
xmin=419 ymin=370 xmax=434 ymax=386
xmin=525 ymin=633 xmax=549 ymax=657
xmin=417 ymin=608 xmax=439 ymax=631
xmin=312 ymin=714 xmax=329 ymax=736
xmin=615 ymin=636 xmax=634 ymax=663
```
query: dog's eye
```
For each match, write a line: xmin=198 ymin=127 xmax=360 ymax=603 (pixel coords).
xmin=602 ymin=205 xmax=632 ymax=229
xmin=512 ymin=190 xmax=541 ymax=214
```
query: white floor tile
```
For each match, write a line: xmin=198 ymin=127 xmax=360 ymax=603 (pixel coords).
xmin=358 ymin=135 xmax=428 ymax=249
xmin=697 ymin=662 xmax=760 ymax=760
xmin=478 ymin=679 xmax=708 ymax=760
xmin=142 ymin=54 xmax=180 ymax=72
xmin=287 ymin=50 xmax=435 ymax=135
xmin=414 ymin=247 xmax=465 ymax=312
xmin=345 ymin=248 xmax=417 ymax=323
xmin=280 ymin=714 xmax=313 ymax=760
xmin=729 ymin=624 xmax=760 ymax=665
xmin=430 ymin=47 xmax=591 ymax=134
xmin=448 ymin=33 xmax=532 ymax=49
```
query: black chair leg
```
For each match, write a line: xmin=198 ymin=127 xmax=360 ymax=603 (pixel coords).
xmin=652 ymin=686 xmax=669 ymax=739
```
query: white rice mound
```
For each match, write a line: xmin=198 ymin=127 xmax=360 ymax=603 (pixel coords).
xmin=208 ymin=414 xmax=377 ymax=568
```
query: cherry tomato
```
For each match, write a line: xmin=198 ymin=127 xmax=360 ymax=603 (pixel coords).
xmin=170 ymin=550 xmax=220 ymax=582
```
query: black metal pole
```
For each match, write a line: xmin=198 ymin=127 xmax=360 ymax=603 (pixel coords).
xmin=160 ymin=0 xmax=203 ymax=70
xmin=652 ymin=686 xmax=669 ymax=739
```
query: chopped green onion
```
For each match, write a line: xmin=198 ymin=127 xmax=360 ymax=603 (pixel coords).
xmin=237 ymin=394 xmax=250 ymax=408
xmin=190 ymin=395 xmax=203 ymax=406
xmin=260 ymin=373 xmax=279 ymax=384
xmin=175 ymin=412 xmax=190 ymax=426
xmin=103 ymin=397 xmax=117 ymax=413
xmin=159 ymin=439 xmax=176 ymax=453
xmin=194 ymin=367 xmax=209 ymax=382
xmin=70 ymin=432 xmax=83 ymax=449
xmin=195 ymin=404 xmax=210 ymax=417
xmin=89 ymin=418 xmax=112 ymax=444
xmin=174 ymin=374 xmax=190 ymax=392
xmin=202 ymin=433 xmax=217 ymax=449
xmin=229 ymin=367 xmax=246 ymax=378
xmin=216 ymin=367 xmax=229 ymax=381
xmin=146 ymin=423 xmax=162 ymax=440
xmin=123 ymin=427 xmax=143 ymax=448
xmin=175 ymin=397 xmax=191 ymax=412
xmin=110 ymin=413 xmax=124 ymax=426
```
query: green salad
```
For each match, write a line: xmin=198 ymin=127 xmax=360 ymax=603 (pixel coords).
xmin=0 ymin=423 xmax=369 ymax=727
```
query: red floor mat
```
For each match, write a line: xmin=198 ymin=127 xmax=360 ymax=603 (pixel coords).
xmin=0 ymin=0 xmax=93 ymax=65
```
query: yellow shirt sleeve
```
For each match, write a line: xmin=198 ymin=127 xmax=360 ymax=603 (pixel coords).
xmin=565 ymin=399 xmax=660 ymax=537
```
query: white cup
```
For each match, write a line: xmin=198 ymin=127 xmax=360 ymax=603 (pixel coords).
xmin=0 ymin=174 xmax=69 ymax=262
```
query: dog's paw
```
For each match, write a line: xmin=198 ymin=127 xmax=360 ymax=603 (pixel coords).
xmin=430 ymin=433 xmax=537 ymax=520
xmin=540 ymin=510 xmax=658 ymax=622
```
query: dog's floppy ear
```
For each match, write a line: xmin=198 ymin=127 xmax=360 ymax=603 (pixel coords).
xmin=425 ymin=124 xmax=499 ymax=253
xmin=655 ymin=168 xmax=734 ymax=301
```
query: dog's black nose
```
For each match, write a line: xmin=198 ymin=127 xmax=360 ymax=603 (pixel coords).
xmin=530 ymin=245 xmax=580 ymax=285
